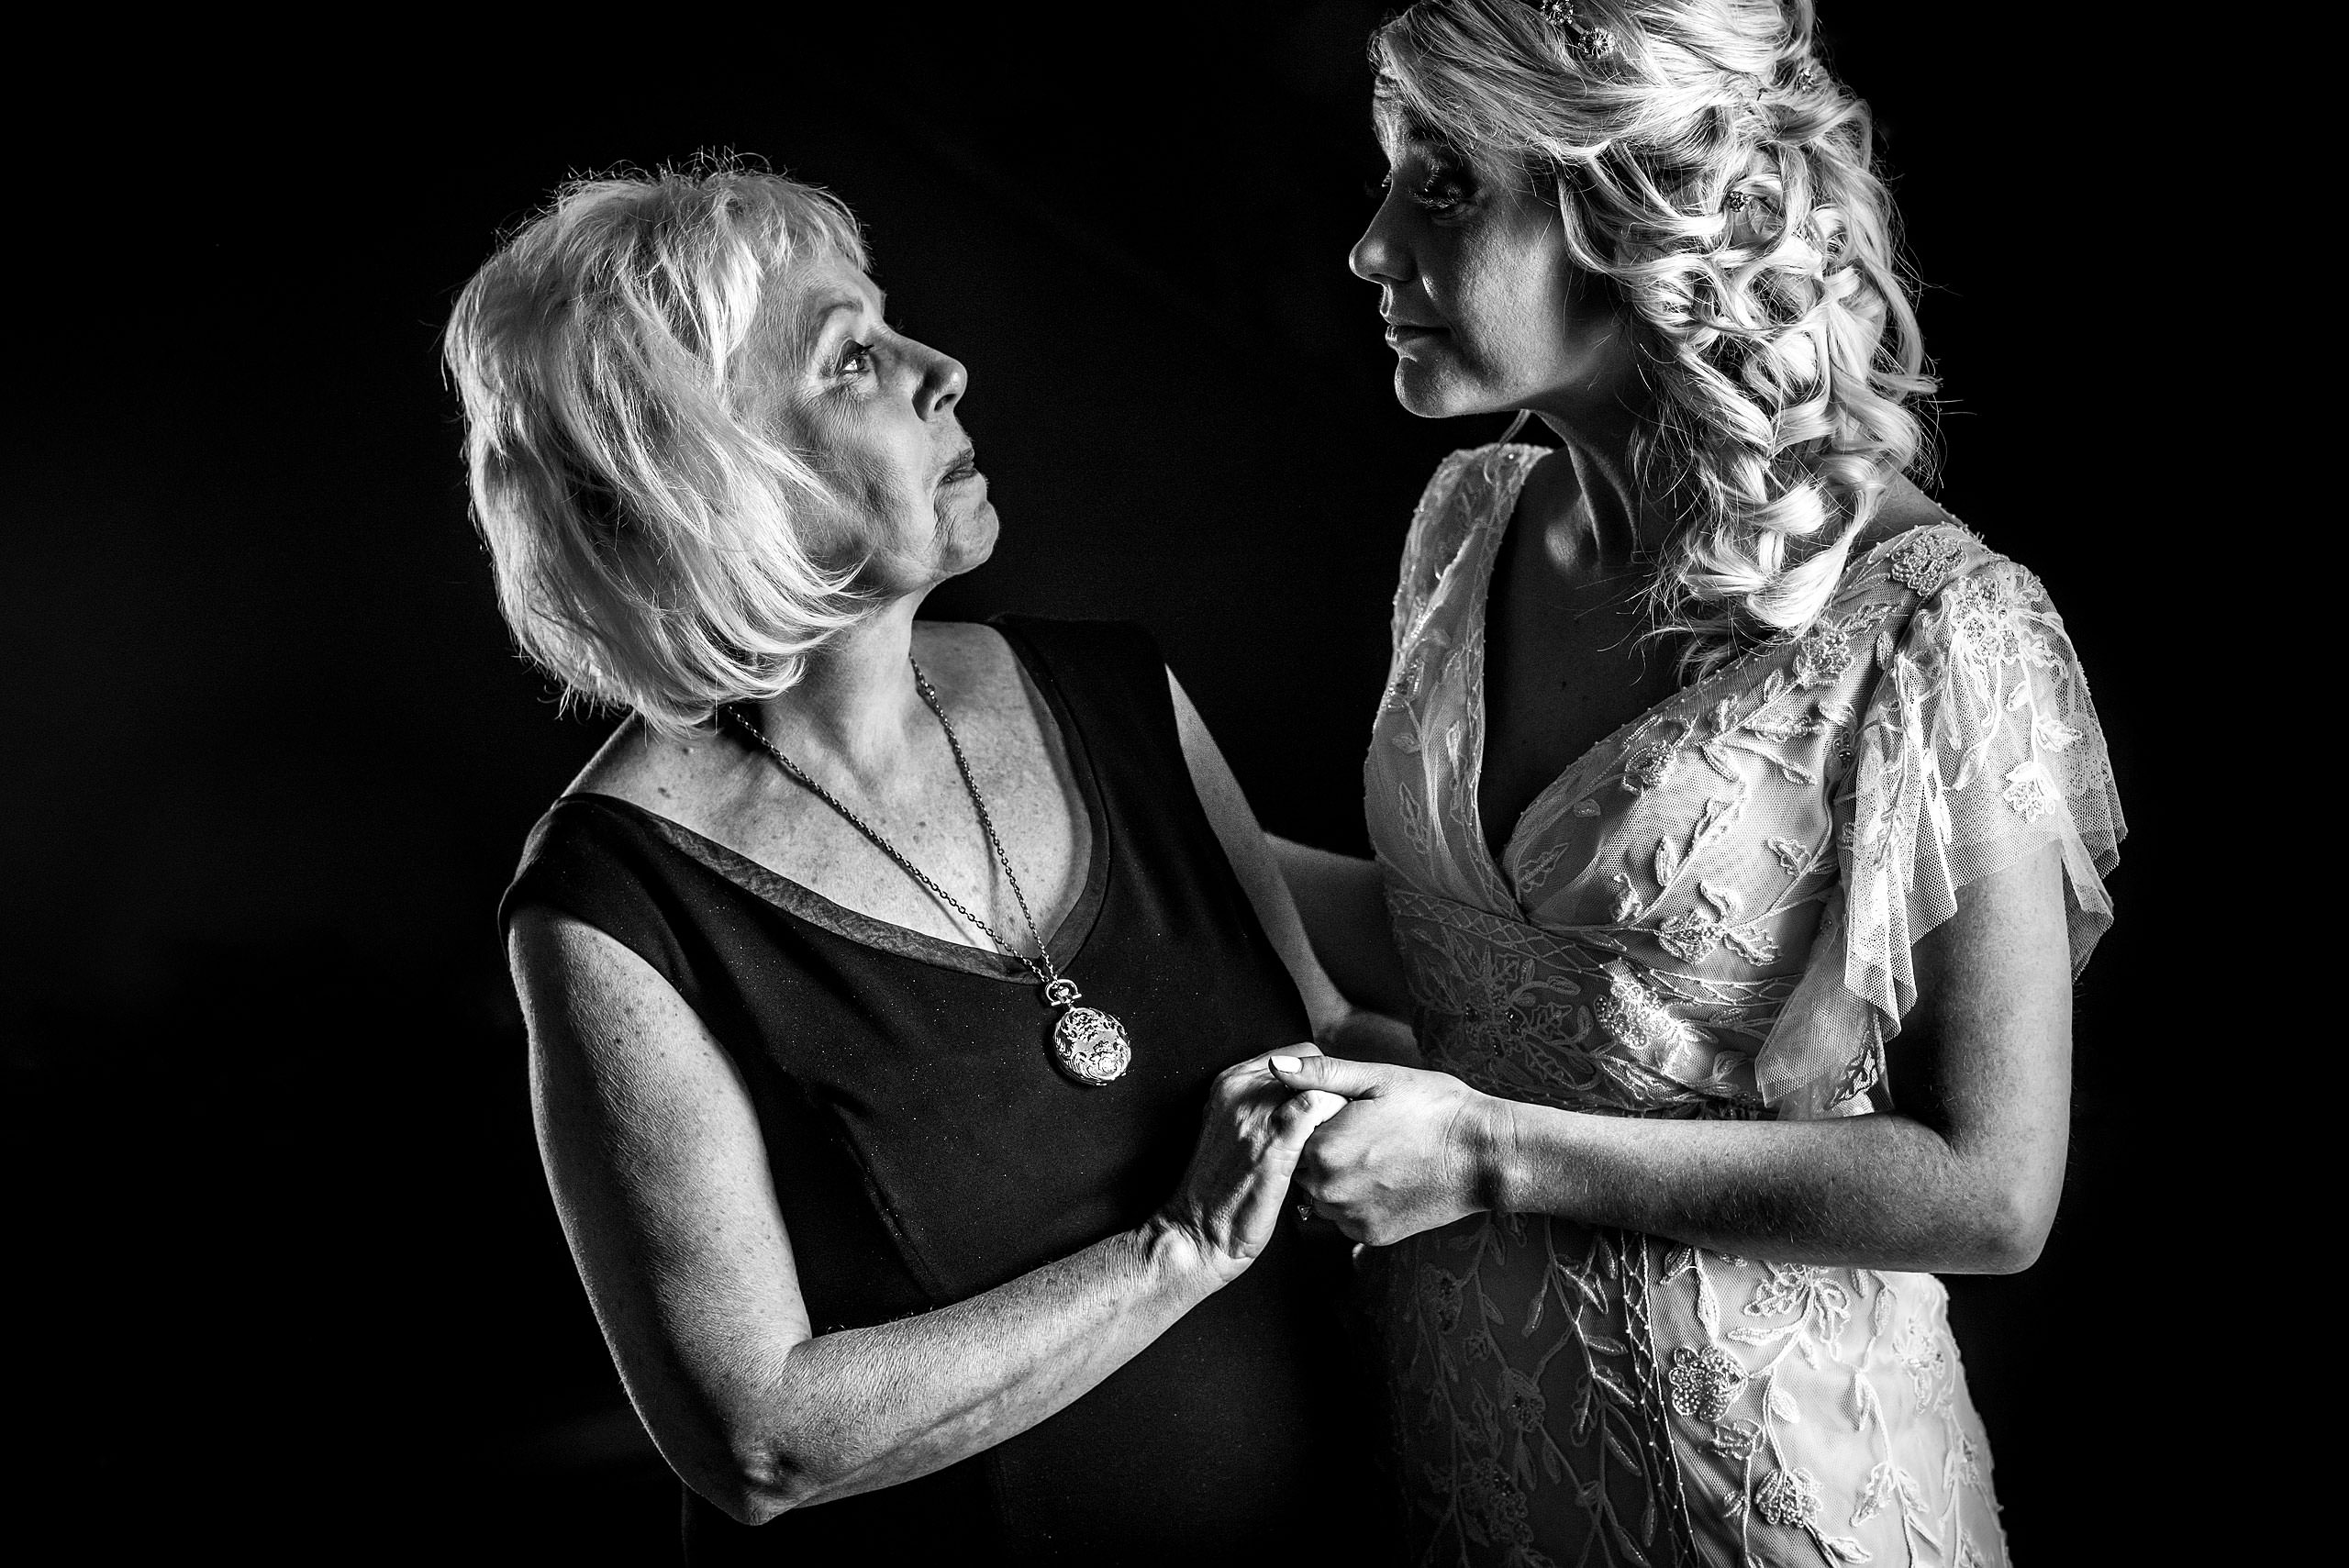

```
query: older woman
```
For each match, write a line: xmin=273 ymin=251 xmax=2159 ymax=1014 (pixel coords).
xmin=445 ymin=166 xmax=1396 ymax=1563
xmin=1268 ymin=4 xmax=2124 ymax=1565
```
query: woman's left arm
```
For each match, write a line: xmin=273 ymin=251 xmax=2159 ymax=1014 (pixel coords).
xmin=1169 ymin=672 xmax=1420 ymax=1066
xmin=1275 ymin=842 xmax=2070 ymax=1274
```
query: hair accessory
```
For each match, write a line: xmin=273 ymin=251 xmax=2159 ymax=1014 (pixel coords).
xmin=1537 ymin=0 xmax=1616 ymax=61
xmin=1722 ymin=190 xmax=1751 ymax=212
xmin=1795 ymin=64 xmax=1820 ymax=89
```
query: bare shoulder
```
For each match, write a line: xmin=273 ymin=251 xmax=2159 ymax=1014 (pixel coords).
xmin=915 ymin=619 xmax=1071 ymax=760
xmin=912 ymin=618 xmax=1024 ymax=711
xmin=568 ymin=713 xmax=688 ymax=803
xmin=567 ymin=709 xmax=766 ymax=840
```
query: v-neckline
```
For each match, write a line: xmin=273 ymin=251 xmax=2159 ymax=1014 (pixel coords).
xmin=1461 ymin=444 xmax=1652 ymax=898
xmin=1458 ymin=458 xmax=1955 ymax=905
xmin=567 ymin=618 xmax=1113 ymax=984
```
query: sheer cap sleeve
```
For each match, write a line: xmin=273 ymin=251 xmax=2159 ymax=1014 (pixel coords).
xmin=1390 ymin=445 xmax=1509 ymax=651
xmin=1755 ymin=535 xmax=2125 ymax=1118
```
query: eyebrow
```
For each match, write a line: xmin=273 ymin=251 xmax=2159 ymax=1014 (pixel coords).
xmin=1371 ymin=95 xmax=1449 ymax=159
xmin=809 ymin=288 xmax=885 ymax=323
xmin=1395 ymin=113 xmax=1449 ymax=152
xmin=794 ymin=288 xmax=887 ymax=357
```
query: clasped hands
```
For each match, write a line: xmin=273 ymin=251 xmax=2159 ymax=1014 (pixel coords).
xmin=1267 ymin=1049 xmax=1506 ymax=1248
xmin=1162 ymin=1040 xmax=1508 ymax=1285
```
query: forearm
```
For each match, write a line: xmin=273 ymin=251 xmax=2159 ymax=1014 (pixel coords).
xmin=529 ymin=912 xmax=1296 ymax=1526
xmin=1267 ymin=836 xmax=1413 ymax=1018
xmin=1319 ymin=1006 xmax=1423 ymax=1068
xmin=720 ymin=1219 xmax=1219 ymax=1518
xmin=1285 ymin=852 xmax=2071 ymax=1272
xmin=1485 ymin=1100 xmax=2049 ymax=1274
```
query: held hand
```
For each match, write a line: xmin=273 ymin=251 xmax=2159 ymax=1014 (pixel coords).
xmin=1157 ymin=1046 xmax=1350 ymax=1285
xmin=1269 ymin=1055 xmax=1508 ymax=1247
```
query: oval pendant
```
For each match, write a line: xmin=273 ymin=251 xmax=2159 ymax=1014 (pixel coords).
xmin=1052 ymin=1006 xmax=1131 ymax=1086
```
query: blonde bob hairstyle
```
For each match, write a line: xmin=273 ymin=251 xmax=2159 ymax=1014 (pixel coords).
xmin=443 ymin=161 xmax=872 ymax=735
xmin=1375 ymin=0 xmax=1934 ymax=667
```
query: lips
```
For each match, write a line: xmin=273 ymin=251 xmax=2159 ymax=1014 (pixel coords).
xmin=939 ymin=444 xmax=981 ymax=485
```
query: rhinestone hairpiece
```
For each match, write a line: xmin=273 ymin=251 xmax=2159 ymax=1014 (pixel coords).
xmin=1537 ymin=0 xmax=1616 ymax=61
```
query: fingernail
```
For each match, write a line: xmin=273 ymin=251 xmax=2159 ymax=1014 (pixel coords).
xmin=1268 ymin=1055 xmax=1302 ymax=1073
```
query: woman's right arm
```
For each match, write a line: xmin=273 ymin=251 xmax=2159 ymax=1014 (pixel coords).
xmin=510 ymin=907 xmax=1334 ymax=1526
xmin=1266 ymin=836 xmax=1414 ymax=1019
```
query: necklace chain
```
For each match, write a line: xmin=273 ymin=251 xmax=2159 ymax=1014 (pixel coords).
xmin=726 ymin=657 xmax=1061 ymax=989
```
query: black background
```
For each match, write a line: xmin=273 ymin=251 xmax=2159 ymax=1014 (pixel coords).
xmin=6 ymin=6 xmax=2176 ymax=1560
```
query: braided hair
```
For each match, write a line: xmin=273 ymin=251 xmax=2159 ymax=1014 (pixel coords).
xmin=1376 ymin=0 xmax=1934 ymax=669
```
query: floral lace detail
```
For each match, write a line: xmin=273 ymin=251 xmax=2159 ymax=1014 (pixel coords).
xmin=1887 ymin=528 xmax=1964 ymax=595
xmin=1669 ymin=1345 xmax=1748 ymax=1422
xmin=1372 ymin=1218 xmax=1699 ymax=1567
xmin=1751 ymin=543 xmax=2128 ymax=1117
xmin=1359 ymin=455 xmax=2092 ymax=1566
xmin=1653 ymin=1248 xmax=2005 ymax=1567
xmin=1387 ymin=891 xmax=1785 ymax=1118
xmin=2000 ymin=768 xmax=2058 ymax=823
xmin=1790 ymin=619 xmax=1858 ymax=686
xmin=1752 ymin=1467 xmax=1821 ymax=1529
xmin=1376 ymin=1218 xmax=2010 ymax=1566
xmin=1594 ymin=960 xmax=1702 ymax=1068
xmin=1623 ymin=740 xmax=1680 ymax=792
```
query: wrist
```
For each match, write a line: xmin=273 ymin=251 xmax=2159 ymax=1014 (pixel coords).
xmin=1463 ymin=1091 xmax=1522 ymax=1215
xmin=1135 ymin=1212 xmax=1238 ymax=1301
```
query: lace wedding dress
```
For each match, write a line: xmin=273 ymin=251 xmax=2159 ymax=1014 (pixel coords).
xmin=1360 ymin=445 xmax=2123 ymax=1568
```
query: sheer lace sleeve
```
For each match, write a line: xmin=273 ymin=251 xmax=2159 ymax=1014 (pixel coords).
xmin=1390 ymin=445 xmax=1502 ymax=651
xmin=1756 ymin=546 xmax=2126 ymax=1118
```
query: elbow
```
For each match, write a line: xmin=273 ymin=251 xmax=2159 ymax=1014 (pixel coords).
xmin=696 ymin=1444 xmax=828 ymax=1527
xmin=1963 ymin=1229 xmax=2044 ymax=1278
xmin=667 ymin=1350 xmax=845 ymax=1524
xmin=669 ymin=1403 xmax=841 ymax=1526
xmin=1977 ymin=1207 xmax=2054 ymax=1276
xmin=704 ymin=1487 xmax=788 ymax=1529
xmin=1946 ymin=1183 xmax=2057 ymax=1276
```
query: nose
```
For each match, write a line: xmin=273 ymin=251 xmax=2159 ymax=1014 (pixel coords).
xmin=913 ymin=343 xmax=966 ymax=422
xmin=1350 ymin=190 xmax=1413 ymax=286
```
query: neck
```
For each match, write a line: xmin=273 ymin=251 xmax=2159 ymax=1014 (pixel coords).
xmin=751 ymin=589 xmax=932 ymax=777
xmin=1519 ymin=305 xmax=1670 ymax=566
xmin=1527 ymin=389 xmax=1667 ymax=570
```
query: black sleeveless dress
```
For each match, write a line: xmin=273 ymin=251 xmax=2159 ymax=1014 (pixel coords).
xmin=500 ymin=617 xmax=1388 ymax=1566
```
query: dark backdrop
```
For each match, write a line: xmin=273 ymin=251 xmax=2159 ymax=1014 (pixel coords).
xmin=6 ymin=7 xmax=2176 ymax=1560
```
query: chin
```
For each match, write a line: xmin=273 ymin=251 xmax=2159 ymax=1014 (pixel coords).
xmin=935 ymin=495 xmax=999 ymax=577
xmin=1393 ymin=361 xmax=1507 ymax=421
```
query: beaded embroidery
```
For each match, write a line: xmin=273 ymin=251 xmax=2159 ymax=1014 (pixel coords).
xmin=1887 ymin=528 xmax=1965 ymax=595
xmin=1668 ymin=1344 xmax=1748 ymax=1422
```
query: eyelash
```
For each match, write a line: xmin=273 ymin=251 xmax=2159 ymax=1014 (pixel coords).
xmin=835 ymin=340 xmax=876 ymax=379
xmin=1367 ymin=168 xmax=1476 ymax=217
xmin=1413 ymin=169 xmax=1474 ymax=215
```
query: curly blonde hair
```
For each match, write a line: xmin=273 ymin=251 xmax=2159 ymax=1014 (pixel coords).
xmin=1375 ymin=0 xmax=1934 ymax=666
xmin=443 ymin=161 xmax=871 ymax=736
